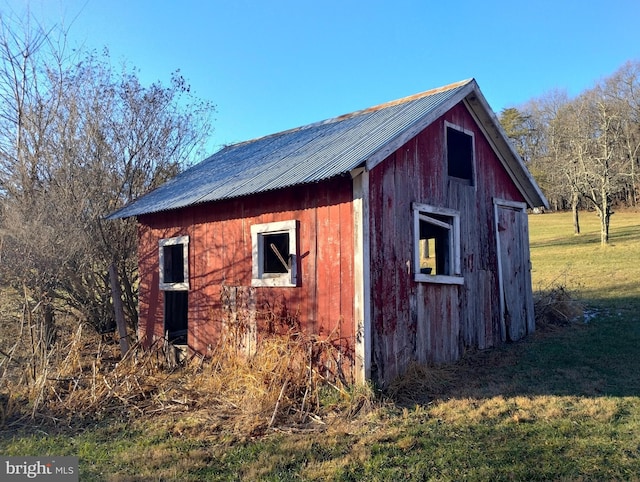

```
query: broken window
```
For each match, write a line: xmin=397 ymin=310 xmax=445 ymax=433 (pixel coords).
xmin=251 ymin=220 xmax=298 ymax=287
xmin=413 ymin=203 xmax=463 ymax=285
xmin=159 ymin=236 xmax=189 ymax=343
xmin=446 ymin=123 xmax=475 ymax=184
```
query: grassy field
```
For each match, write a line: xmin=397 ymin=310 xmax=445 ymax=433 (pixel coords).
xmin=2 ymin=210 xmax=640 ymax=481
xmin=529 ymin=210 xmax=640 ymax=311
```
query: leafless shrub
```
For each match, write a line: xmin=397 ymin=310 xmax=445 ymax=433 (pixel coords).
xmin=534 ymin=284 xmax=584 ymax=328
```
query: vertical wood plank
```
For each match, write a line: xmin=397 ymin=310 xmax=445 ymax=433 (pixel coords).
xmin=353 ymin=170 xmax=367 ymax=381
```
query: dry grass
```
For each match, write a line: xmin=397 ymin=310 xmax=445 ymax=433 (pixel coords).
xmin=1 ymin=319 xmax=374 ymax=436
xmin=427 ymin=393 xmax=629 ymax=427
xmin=0 ymin=281 xmax=376 ymax=440
xmin=386 ymin=361 xmax=456 ymax=405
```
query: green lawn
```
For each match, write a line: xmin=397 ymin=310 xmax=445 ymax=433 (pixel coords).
xmin=2 ymin=210 xmax=640 ymax=481
xmin=529 ymin=210 xmax=640 ymax=310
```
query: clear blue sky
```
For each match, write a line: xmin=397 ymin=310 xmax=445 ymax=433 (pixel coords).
xmin=4 ymin=0 xmax=640 ymax=154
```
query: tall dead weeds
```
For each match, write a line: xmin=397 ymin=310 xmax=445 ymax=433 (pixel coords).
xmin=1 ymin=324 xmax=371 ymax=436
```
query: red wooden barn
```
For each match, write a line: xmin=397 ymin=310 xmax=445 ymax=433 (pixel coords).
xmin=109 ymin=79 xmax=548 ymax=386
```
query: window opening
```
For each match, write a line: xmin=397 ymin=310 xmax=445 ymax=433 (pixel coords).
xmin=263 ymin=232 xmax=290 ymax=274
xmin=162 ymin=243 xmax=185 ymax=283
xmin=419 ymin=213 xmax=452 ymax=275
xmin=446 ymin=124 xmax=474 ymax=183
xmin=413 ymin=203 xmax=463 ymax=285
xmin=159 ymin=236 xmax=189 ymax=290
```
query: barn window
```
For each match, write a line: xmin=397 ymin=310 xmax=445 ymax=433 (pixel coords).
xmin=159 ymin=236 xmax=189 ymax=290
xmin=412 ymin=203 xmax=463 ymax=285
xmin=446 ymin=122 xmax=475 ymax=184
xmin=159 ymin=236 xmax=189 ymax=343
xmin=251 ymin=220 xmax=298 ymax=287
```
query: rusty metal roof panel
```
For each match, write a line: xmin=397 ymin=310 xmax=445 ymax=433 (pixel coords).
xmin=108 ymin=79 xmax=474 ymax=219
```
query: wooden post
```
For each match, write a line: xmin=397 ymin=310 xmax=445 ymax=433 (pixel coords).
xmin=109 ymin=263 xmax=130 ymax=356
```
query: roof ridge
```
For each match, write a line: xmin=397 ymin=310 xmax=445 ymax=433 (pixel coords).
xmin=225 ymin=78 xmax=475 ymax=149
xmin=324 ymin=78 xmax=475 ymax=123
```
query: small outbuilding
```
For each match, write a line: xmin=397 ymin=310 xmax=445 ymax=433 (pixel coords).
xmin=109 ymin=79 xmax=548 ymax=386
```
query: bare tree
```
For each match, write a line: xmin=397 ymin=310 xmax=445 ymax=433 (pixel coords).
xmin=602 ymin=61 xmax=640 ymax=207
xmin=517 ymin=90 xmax=581 ymax=225
xmin=0 ymin=12 xmax=215 ymax=338
xmin=532 ymin=86 xmax=627 ymax=244
xmin=553 ymin=96 xmax=590 ymax=235
xmin=0 ymin=12 xmax=66 ymax=345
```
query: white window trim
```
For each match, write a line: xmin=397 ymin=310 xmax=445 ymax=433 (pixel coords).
xmin=159 ymin=235 xmax=189 ymax=291
xmin=445 ymin=121 xmax=477 ymax=188
xmin=251 ymin=220 xmax=298 ymax=287
xmin=412 ymin=202 xmax=463 ymax=285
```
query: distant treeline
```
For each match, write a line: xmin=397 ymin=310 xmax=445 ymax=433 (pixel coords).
xmin=499 ymin=60 xmax=640 ymax=243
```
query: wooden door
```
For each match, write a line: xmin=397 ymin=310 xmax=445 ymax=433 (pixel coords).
xmin=494 ymin=200 xmax=534 ymax=342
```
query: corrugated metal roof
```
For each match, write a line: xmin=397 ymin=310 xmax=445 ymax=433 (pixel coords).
xmin=107 ymin=79 xmax=480 ymax=219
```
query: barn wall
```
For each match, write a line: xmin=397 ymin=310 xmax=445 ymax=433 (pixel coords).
xmin=137 ymin=176 xmax=357 ymax=379
xmin=369 ymin=101 xmax=527 ymax=384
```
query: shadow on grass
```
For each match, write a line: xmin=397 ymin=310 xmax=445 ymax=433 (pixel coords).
xmin=530 ymin=234 xmax=602 ymax=249
xmin=392 ymin=296 xmax=640 ymax=405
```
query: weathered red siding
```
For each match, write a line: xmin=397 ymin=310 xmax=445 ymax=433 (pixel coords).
xmin=137 ymin=176 xmax=357 ymax=378
xmin=369 ymin=101 xmax=527 ymax=384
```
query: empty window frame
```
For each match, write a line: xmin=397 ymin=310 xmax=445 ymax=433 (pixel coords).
xmin=251 ymin=220 xmax=298 ymax=287
xmin=413 ymin=203 xmax=463 ymax=285
xmin=159 ymin=235 xmax=189 ymax=343
xmin=159 ymin=236 xmax=189 ymax=290
xmin=446 ymin=122 xmax=475 ymax=184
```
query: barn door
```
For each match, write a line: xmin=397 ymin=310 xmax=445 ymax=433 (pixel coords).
xmin=494 ymin=199 xmax=534 ymax=342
